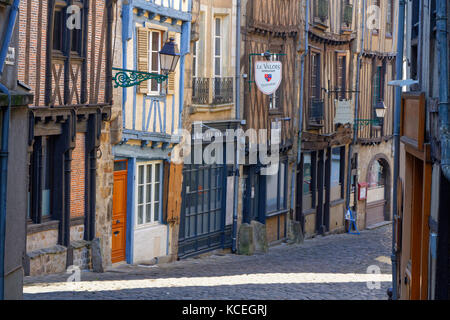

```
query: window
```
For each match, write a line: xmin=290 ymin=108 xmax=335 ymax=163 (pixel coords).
xmin=372 ymin=0 xmax=380 ymax=32
xmin=372 ymin=63 xmax=385 ymax=109
xmin=386 ymin=0 xmax=394 ymax=35
xmin=192 ymin=40 xmax=198 ymax=78
xmin=269 ymin=54 xmax=282 ymax=110
xmin=266 ymin=161 xmax=287 ymax=215
xmin=330 ymin=147 xmax=345 ymax=200
xmin=28 ymin=136 xmax=54 ymax=223
xmin=336 ymin=54 xmax=346 ymax=100
xmin=368 ymin=160 xmax=384 ymax=188
xmin=213 ymin=17 xmax=222 ymax=78
xmin=149 ymin=31 xmax=163 ymax=94
xmin=53 ymin=9 xmax=64 ymax=52
xmin=53 ymin=1 xmax=83 ymax=55
xmin=136 ymin=162 xmax=162 ymax=226
xmin=303 ymin=153 xmax=313 ymax=195
xmin=309 ymin=52 xmax=323 ymax=123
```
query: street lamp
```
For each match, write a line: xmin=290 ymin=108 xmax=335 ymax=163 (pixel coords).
xmin=375 ymin=101 xmax=387 ymax=119
xmin=159 ymin=38 xmax=180 ymax=75
xmin=112 ymin=38 xmax=180 ymax=88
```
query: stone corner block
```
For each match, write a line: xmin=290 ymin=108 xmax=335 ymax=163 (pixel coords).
xmin=251 ymin=220 xmax=268 ymax=253
xmin=237 ymin=223 xmax=254 ymax=256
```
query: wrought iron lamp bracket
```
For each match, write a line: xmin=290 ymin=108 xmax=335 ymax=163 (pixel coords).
xmin=354 ymin=119 xmax=381 ymax=128
xmin=112 ymin=68 xmax=168 ymax=88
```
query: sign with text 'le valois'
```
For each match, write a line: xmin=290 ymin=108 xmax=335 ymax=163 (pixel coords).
xmin=255 ymin=61 xmax=282 ymax=95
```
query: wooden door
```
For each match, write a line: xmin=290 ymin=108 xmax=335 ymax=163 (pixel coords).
xmin=112 ymin=160 xmax=128 ymax=263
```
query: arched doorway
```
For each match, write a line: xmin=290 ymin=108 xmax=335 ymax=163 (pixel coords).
xmin=365 ymin=155 xmax=391 ymax=228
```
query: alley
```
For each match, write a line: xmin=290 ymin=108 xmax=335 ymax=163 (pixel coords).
xmin=23 ymin=225 xmax=392 ymax=300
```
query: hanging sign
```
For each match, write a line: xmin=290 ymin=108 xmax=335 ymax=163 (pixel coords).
xmin=334 ymin=99 xmax=354 ymax=125
xmin=255 ymin=61 xmax=282 ymax=95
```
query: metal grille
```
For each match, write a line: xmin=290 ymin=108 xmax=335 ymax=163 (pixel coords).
xmin=213 ymin=77 xmax=234 ymax=105
xmin=309 ymin=99 xmax=324 ymax=122
xmin=192 ymin=77 xmax=210 ymax=105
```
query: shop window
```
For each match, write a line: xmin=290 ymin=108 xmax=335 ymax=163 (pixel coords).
xmin=136 ymin=161 xmax=162 ymax=226
xmin=330 ymin=147 xmax=345 ymax=200
xmin=28 ymin=136 xmax=54 ymax=224
xmin=266 ymin=161 xmax=288 ymax=215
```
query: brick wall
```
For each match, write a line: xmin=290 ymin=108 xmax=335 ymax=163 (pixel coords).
xmin=71 ymin=133 xmax=86 ymax=218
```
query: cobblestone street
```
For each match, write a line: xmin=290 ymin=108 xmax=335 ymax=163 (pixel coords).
xmin=23 ymin=225 xmax=392 ymax=300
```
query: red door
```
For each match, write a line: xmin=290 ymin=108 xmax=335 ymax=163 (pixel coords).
xmin=112 ymin=160 xmax=128 ymax=263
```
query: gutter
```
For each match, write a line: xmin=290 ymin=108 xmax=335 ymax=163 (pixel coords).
xmin=437 ymin=0 xmax=450 ymax=181
xmin=0 ymin=0 xmax=21 ymax=301
xmin=391 ymin=0 xmax=407 ymax=300
xmin=232 ymin=0 xmax=241 ymax=253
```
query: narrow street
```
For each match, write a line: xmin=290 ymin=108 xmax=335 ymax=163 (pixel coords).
xmin=23 ymin=225 xmax=392 ymax=300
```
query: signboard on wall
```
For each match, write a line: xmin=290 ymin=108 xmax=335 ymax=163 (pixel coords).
xmin=255 ymin=61 xmax=282 ymax=95
xmin=334 ymin=99 xmax=354 ymax=125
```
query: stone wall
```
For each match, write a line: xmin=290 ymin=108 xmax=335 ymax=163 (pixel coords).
xmin=26 ymin=229 xmax=58 ymax=253
xmin=354 ymin=140 xmax=394 ymax=230
xmin=94 ymin=0 xmax=124 ymax=270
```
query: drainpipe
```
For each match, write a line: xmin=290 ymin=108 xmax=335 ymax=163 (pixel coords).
xmin=437 ymin=0 xmax=450 ymax=181
xmin=296 ymin=0 xmax=309 ymax=166
xmin=290 ymin=0 xmax=308 ymax=227
xmin=0 ymin=0 xmax=21 ymax=301
xmin=345 ymin=0 xmax=366 ymax=210
xmin=232 ymin=0 xmax=241 ymax=253
xmin=392 ymin=0 xmax=406 ymax=301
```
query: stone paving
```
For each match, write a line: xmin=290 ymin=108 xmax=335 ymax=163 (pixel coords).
xmin=23 ymin=225 xmax=393 ymax=300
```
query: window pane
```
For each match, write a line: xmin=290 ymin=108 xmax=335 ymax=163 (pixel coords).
xmin=146 ymin=203 xmax=151 ymax=223
xmin=215 ymin=58 xmax=220 ymax=76
xmin=154 ymin=182 xmax=160 ymax=203
xmin=147 ymin=164 xmax=152 ymax=183
xmin=138 ymin=166 xmax=144 ymax=184
xmin=215 ymin=18 xmax=221 ymax=36
xmin=154 ymin=202 xmax=160 ymax=222
xmin=155 ymin=163 xmax=161 ymax=182
xmin=266 ymin=172 xmax=278 ymax=213
xmin=146 ymin=183 xmax=152 ymax=203
xmin=331 ymin=148 xmax=341 ymax=187
xmin=215 ymin=38 xmax=221 ymax=56
xmin=279 ymin=163 xmax=286 ymax=209
xmin=152 ymin=52 xmax=159 ymax=72
xmin=152 ymin=32 xmax=160 ymax=51
xmin=303 ymin=153 xmax=312 ymax=194
xmin=138 ymin=205 xmax=144 ymax=225
xmin=138 ymin=185 xmax=144 ymax=204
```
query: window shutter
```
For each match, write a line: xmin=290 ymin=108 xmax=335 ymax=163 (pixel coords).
xmin=167 ymin=32 xmax=177 ymax=95
xmin=168 ymin=72 xmax=176 ymax=95
xmin=137 ymin=27 xmax=149 ymax=94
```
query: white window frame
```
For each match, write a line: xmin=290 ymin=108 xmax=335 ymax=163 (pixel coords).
xmin=135 ymin=161 xmax=163 ymax=227
xmin=269 ymin=54 xmax=280 ymax=110
xmin=148 ymin=30 xmax=163 ymax=95
xmin=213 ymin=17 xmax=222 ymax=78
xmin=193 ymin=40 xmax=199 ymax=78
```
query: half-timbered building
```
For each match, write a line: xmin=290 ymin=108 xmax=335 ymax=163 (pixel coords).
xmin=296 ymin=0 xmax=354 ymax=237
xmin=349 ymin=0 xmax=396 ymax=231
xmin=17 ymin=0 xmax=114 ymax=276
xmin=241 ymin=0 xmax=301 ymax=246
xmin=112 ymin=0 xmax=191 ymax=265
